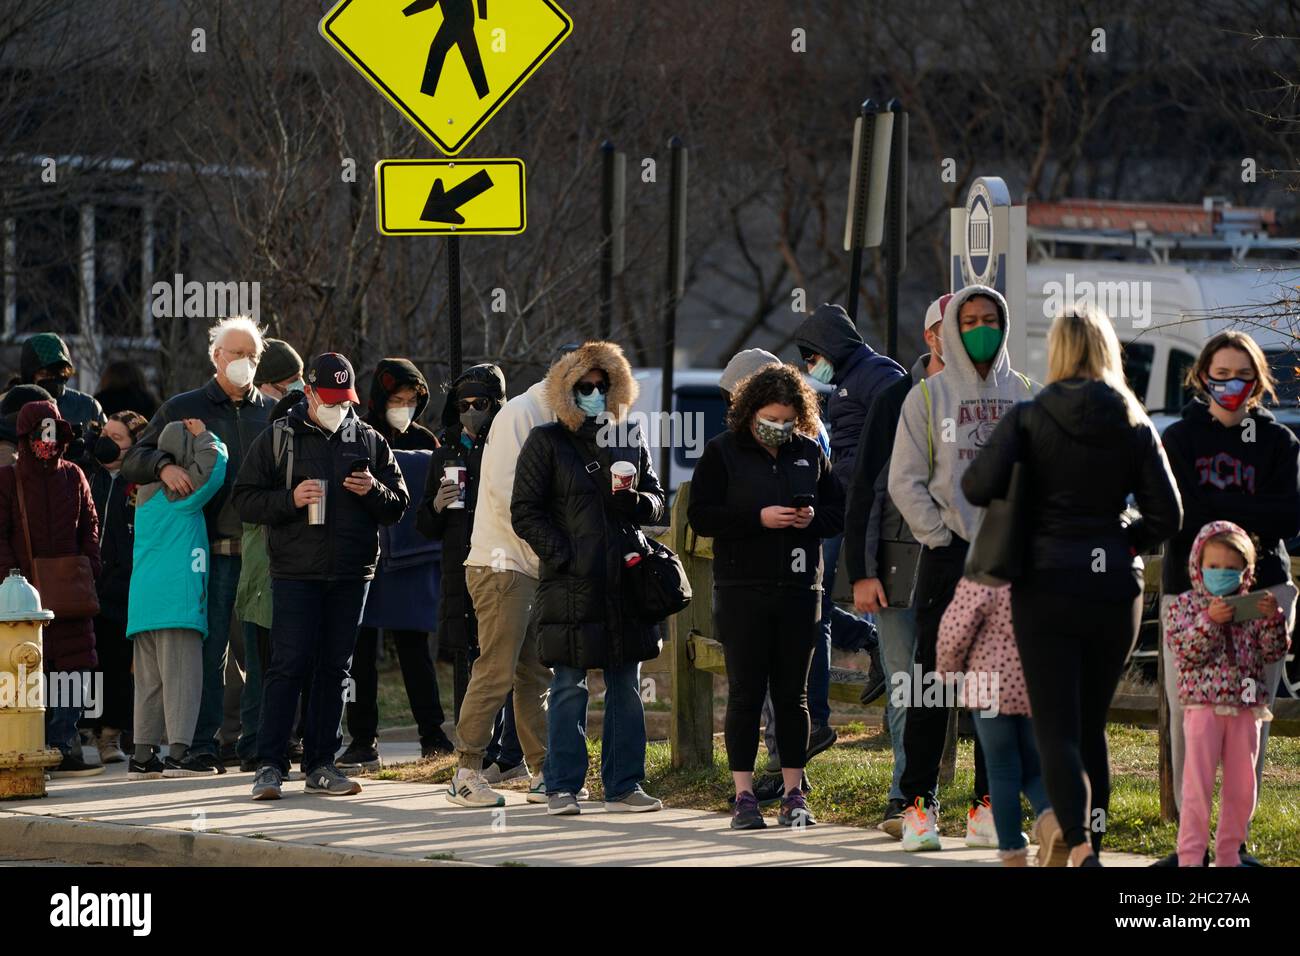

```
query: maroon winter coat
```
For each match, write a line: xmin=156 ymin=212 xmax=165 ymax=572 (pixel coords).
xmin=0 ymin=400 xmax=101 ymax=670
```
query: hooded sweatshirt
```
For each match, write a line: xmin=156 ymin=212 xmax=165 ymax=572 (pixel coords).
xmin=128 ymin=422 xmax=228 ymax=637
xmin=466 ymin=377 xmax=555 ymax=576
xmin=887 ymin=285 xmax=1037 ymax=548
xmin=363 ymin=357 xmax=439 ymax=452
xmin=1163 ymin=520 xmax=1290 ymax=710
xmin=794 ymin=303 xmax=904 ymax=488
xmin=1161 ymin=398 xmax=1300 ymax=597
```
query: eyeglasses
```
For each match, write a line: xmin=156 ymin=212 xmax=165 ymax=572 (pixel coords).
xmin=456 ymin=397 xmax=491 ymax=413
xmin=575 ymin=381 xmax=610 ymax=396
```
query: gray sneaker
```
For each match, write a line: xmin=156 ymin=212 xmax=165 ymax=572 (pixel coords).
xmin=481 ymin=760 xmax=529 ymax=785
xmin=305 ymin=763 xmax=362 ymax=796
xmin=547 ymin=792 xmax=581 ymax=815
xmin=251 ymin=765 xmax=283 ymax=801
xmin=604 ymin=789 xmax=663 ymax=813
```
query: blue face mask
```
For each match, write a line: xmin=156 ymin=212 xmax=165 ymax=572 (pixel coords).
xmin=809 ymin=358 xmax=834 ymax=384
xmin=575 ymin=391 xmax=606 ymax=418
xmin=1203 ymin=567 xmax=1244 ymax=597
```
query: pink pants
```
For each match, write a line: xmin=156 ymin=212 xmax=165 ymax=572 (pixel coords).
xmin=1177 ymin=707 xmax=1261 ymax=867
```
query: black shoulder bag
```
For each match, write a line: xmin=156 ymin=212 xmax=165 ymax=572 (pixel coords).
xmin=964 ymin=422 xmax=1029 ymax=586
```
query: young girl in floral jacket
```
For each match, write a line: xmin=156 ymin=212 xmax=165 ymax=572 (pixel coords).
xmin=937 ymin=577 xmax=1064 ymax=865
xmin=1164 ymin=520 xmax=1290 ymax=866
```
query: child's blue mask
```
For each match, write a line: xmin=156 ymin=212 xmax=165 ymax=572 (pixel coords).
xmin=1203 ymin=568 xmax=1243 ymax=597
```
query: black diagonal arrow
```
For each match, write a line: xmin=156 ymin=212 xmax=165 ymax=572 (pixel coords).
xmin=420 ymin=169 xmax=494 ymax=225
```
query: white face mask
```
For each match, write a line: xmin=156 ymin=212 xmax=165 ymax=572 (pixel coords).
xmin=315 ymin=401 xmax=349 ymax=434
xmin=224 ymin=356 xmax=256 ymax=389
xmin=386 ymin=406 xmax=414 ymax=432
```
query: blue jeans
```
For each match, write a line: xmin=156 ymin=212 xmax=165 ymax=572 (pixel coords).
xmin=257 ymin=578 xmax=369 ymax=775
xmin=877 ymin=605 xmax=917 ymax=802
xmin=486 ymin=690 xmax=523 ymax=767
xmin=971 ymin=712 xmax=1050 ymax=851
xmin=46 ymin=672 xmax=87 ymax=758
xmin=191 ymin=553 xmax=241 ymax=756
xmin=544 ymin=661 xmax=646 ymax=800
xmin=235 ymin=622 xmax=262 ymax=761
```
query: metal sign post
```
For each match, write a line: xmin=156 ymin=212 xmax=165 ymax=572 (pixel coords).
xmin=949 ymin=175 xmax=1028 ymax=370
xmin=661 ymin=136 xmax=687 ymax=485
xmin=600 ymin=141 xmax=627 ymax=340
xmin=884 ymin=99 xmax=908 ymax=359
xmin=843 ymin=100 xmax=893 ymax=324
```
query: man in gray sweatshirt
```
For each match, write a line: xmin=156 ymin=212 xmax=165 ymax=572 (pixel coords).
xmin=885 ymin=283 xmax=1037 ymax=851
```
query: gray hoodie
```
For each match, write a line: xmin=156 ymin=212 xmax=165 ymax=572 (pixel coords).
xmin=887 ymin=284 xmax=1038 ymax=548
xmin=136 ymin=421 xmax=223 ymax=507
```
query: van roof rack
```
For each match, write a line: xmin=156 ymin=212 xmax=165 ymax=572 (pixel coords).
xmin=1027 ymin=198 xmax=1300 ymax=265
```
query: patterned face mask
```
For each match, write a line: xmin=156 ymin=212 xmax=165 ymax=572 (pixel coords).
xmin=754 ymin=416 xmax=795 ymax=447
xmin=30 ymin=439 xmax=60 ymax=460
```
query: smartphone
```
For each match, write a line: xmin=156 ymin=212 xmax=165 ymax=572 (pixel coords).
xmin=349 ymin=457 xmax=371 ymax=474
xmin=791 ymin=493 xmax=815 ymax=509
xmin=1221 ymin=590 xmax=1269 ymax=621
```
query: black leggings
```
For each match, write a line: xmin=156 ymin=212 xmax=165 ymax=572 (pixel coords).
xmin=1011 ymin=586 xmax=1139 ymax=853
xmin=346 ymin=627 xmax=444 ymax=746
xmin=715 ymin=587 xmax=819 ymax=772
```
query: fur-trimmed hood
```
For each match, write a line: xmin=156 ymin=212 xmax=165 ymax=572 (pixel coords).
xmin=543 ymin=341 xmax=638 ymax=432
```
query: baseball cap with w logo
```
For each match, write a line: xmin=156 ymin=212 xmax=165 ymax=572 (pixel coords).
xmin=307 ymin=352 xmax=360 ymax=404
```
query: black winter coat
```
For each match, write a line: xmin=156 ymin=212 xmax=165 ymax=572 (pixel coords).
xmin=86 ymin=461 xmax=134 ymax=624
xmin=962 ymin=378 xmax=1183 ymax=600
xmin=511 ymin=419 xmax=666 ymax=669
xmin=231 ymin=398 xmax=409 ymax=581
xmin=688 ymin=428 xmax=844 ymax=591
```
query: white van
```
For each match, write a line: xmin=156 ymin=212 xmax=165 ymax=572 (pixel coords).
xmin=629 ymin=367 xmax=727 ymax=492
xmin=1024 ymin=259 xmax=1300 ymax=433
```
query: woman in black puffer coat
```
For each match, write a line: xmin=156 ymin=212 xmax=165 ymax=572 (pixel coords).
xmin=511 ymin=341 xmax=666 ymax=812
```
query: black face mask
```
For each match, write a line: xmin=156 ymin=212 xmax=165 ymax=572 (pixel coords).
xmin=93 ymin=434 xmax=123 ymax=465
xmin=41 ymin=378 xmax=68 ymax=399
xmin=460 ymin=407 xmax=491 ymax=436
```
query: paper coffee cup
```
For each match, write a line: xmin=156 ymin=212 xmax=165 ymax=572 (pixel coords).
xmin=444 ymin=465 xmax=467 ymax=509
xmin=610 ymin=461 xmax=637 ymax=493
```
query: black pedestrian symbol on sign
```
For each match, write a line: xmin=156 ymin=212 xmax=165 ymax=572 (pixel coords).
xmin=402 ymin=0 xmax=490 ymax=100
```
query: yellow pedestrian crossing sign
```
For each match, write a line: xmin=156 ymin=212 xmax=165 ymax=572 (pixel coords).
xmin=376 ymin=159 xmax=526 ymax=236
xmin=320 ymin=0 xmax=573 ymax=156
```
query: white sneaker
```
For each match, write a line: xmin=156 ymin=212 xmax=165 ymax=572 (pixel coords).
xmin=447 ymin=768 xmax=505 ymax=807
xmin=526 ymin=772 xmax=547 ymax=803
xmin=965 ymin=797 xmax=999 ymax=848
xmin=900 ymin=798 xmax=942 ymax=852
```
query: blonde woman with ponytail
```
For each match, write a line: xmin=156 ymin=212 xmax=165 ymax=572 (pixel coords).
xmin=962 ymin=306 xmax=1182 ymax=867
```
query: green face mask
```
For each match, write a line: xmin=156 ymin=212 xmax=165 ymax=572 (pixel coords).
xmin=961 ymin=324 xmax=1002 ymax=363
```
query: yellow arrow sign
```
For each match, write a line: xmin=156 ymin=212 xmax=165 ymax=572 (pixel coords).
xmin=376 ymin=159 xmax=526 ymax=236
xmin=321 ymin=0 xmax=572 ymax=156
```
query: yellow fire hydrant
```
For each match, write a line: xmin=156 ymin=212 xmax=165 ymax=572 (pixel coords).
xmin=0 ymin=568 xmax=61 ymax=798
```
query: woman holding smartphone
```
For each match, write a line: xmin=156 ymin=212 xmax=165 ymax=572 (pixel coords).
xmin=688 ymin=364 xmax=844 ymax=830
xmin=1156 ymin=330 xmax=1300 ymax=866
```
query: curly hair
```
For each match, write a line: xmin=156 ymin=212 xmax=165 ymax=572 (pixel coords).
xmin=726 ymin=363 xmax=821 ymax=436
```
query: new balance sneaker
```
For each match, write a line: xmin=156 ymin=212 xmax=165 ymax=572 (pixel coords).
xmin=604 ymin=789 xmax=662 ymax=813
xmin=526 ymin=772 xmax=548 ymax=804
xmin=163 ymin=753 xmax=220 ymax=778
xmin=305 ymin=764 xmax=363 ymax=796
xmin=547 ymin=792 xmax=580 ymax=815
xmin=49 ymin=754 xmax=106 ymax=778
xmin=965 ymin=797 xmax=998 ymax=848
xmin=878 ymin=797 xmax=907 ymax=839
xmin=97 ymin=729 xmax=127 ymax=764
xmin=251 ymin=765 xmax=283 ymax=800
xmin=336 ymin=741 xmax=381 ymax=774
xmin=900 ymin=798 xmax=941 ymax=852
xmin=481 ymin=759 xmax=528 ymax=784
xmin=1032 ymin=808 xmax=1069 ymax=867
xmin=777 ymin=787 xmax=817 ymax=827
xmin=447 ymin=768 xmax=505 ymax=807
xmin=732 ymin=791 xmax=766 ymax=830
xmin=127 ymin=754 xmax=164 ymax=780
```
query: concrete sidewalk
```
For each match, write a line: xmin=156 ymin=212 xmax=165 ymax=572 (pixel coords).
xmin=0 ymin=743 xmax=1156 ymax=867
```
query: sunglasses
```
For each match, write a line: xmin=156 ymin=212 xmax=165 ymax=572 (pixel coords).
xmin=798 ymin=350 xmax=817 ymax=364
xmin=575 ymin=381 xmax=610 ymax=396
xmin=456 ymin=397 xmax=491 ymax=413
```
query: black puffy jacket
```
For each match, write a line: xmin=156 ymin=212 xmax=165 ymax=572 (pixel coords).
xmin=961 ymin=378 xmax=1183 ymax=599
xmin=416 ymin=363 xmax=506 ymax=652
xmin=231 ymin=397 xmax=409 ymax=581
xmin=512 ymin=418 xmax=665 ymax=669
xmin=86 ymin=460 xmax=134 ymax=624
xmin=688 ymin=428 xmax=844 ymax=591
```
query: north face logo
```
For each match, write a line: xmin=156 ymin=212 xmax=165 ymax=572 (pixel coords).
xmin=794 ymin=458 xmax=810 ymax=467
xmin=837 ymin=388 xmax=848 ymax=397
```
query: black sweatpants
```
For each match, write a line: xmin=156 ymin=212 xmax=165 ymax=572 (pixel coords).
xmin=899 ymin=537 xmax=989 ymax=807
xmin=715 ymin=586 xmax=819 ymax=772
xmin=88 ymin=615 xmax=133 ymax=733
xmin=1011 ymin=585 xmax=1139 ymax=853
xmin=346 ymin=627 xmax=444 ymax=747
